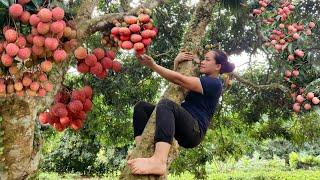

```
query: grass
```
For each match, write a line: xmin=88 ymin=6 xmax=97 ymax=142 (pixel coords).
xmin=39 ymin=155 xmax=320 ymax=180
xmin=39 ymin=169 xmax=320 ymax=180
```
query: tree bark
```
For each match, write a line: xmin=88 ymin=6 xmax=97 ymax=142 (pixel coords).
xmin=119 ymin=0 xmax=215 ymax=179
xmin=0 ymin=0 xmax=99 ymax=179
xmin=0 ymin=68 xmax=65 ymax=179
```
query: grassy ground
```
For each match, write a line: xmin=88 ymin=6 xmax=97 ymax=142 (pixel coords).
xmin=39 ymin=155 xmax=320 ymax=179
xmin=39 ymin=170 xmax=320 ymax=180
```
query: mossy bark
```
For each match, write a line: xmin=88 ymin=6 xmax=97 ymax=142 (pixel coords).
xmin=119 ymin=0 xmax=215 ymax=179
xmin=0 ymin=0 xmax=99 ymax=179
xmin=0 ymin=67 xmax=65 ymax=180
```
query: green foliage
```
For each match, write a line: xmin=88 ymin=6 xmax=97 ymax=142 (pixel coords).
xmin=289 ymin=152 xmax=320 ymax=170
xmin=40 ymin=0 xmax=320 ymax=178
xmin=289 ymin=110 xmax=320 ymax=144
xmin=41 ymin=129 xmax=101 ymax=175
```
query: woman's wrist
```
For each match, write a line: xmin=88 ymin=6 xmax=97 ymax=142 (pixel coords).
xmin=149 ymin=62 xmax=157 ymax=70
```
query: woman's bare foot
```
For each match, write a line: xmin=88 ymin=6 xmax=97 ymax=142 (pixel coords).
xmin=127 ymin=156 xmax=166 ymax=175
xmin=127 ymin=137 xmax=142 ymax=160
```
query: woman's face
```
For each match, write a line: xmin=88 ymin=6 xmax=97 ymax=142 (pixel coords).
xmin=199 ymin=51 xmax=221 ymax=75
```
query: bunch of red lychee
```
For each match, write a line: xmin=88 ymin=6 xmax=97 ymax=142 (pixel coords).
xmin=74 ymin=47 xmax=122 ymax=79
xmin=264 ymin=21 xmax=315 ymax=54
xmin=5 ymin=3 xmax=77 ymax=64
xmin=110 ymin=8 xmax=157 ymax=55
xmin=252 ymin=0 xmax=270 ymax=16
xmin=283 ymin=69 xmax=299 ymax=82
xmin=0 ymin=71 xmax=53 ymax=97
xmin=38 ymin=86 xmax=93 ymax=131
xmin=1 ymin=3 xmax=78 ymax=97
xmin=292 ymin=92 xmax=319 ymax=113
xmin=276 ymin=1 xmax=295 ymax=22
xmin=101 ymin=31 xmax=119 ymax=53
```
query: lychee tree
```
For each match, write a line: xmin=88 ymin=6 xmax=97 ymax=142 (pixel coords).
xmin=0 ymin=0 xmax=214 ymax=179
xmin=0 ymin=0 xmax=100 ymax=178
xmin=0 ymin=0 xmax=319 ymax=179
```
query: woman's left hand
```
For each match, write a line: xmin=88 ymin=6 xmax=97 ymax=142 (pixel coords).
xmin=136 ymin=54 xmax=156 ymax=68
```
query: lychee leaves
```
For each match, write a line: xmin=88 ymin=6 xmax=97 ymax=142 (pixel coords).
xmin=305 ymin=78 xmax=320 ymax=95
xmin=0 ymin=0 xmax=8 ymax=7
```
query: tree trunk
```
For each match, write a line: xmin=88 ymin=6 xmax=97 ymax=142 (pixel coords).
xmin=0 ymin=0 xmax=99 ymax=179
xmin=0 ymin=74 xmax=64 ymax=179
xmin=0 ymin=99 xmax=41 ymax=180
xmin=119 ymin=0 xmax=215 ymax=179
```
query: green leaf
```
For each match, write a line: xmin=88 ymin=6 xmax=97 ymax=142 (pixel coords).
xmin=0 ymin=0 xmax=8 ymax=7
xmin=314 ymin=106 xmax=320 ymax=117
xmin=31 ymin=0 xmax=40 ymax=10
xmin=288 ymin=43 xmax=293 ymax=54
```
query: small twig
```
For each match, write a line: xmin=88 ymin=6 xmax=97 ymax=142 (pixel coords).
xmin=152 ymin=47 xmax=175 ymax=58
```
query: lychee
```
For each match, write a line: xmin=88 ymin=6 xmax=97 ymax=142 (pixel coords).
xmin=131 ymin=34 xmax=142 ymax=43
xmin=93 ymin=48 xmax=105 ymax=60
xmin=37 ymin=22 xmax=50 ymax=35
xmin=30 ymin=81 xmax=40 ymax=91
xmin=5 ymin=29 xmax=18 ymax=43
xmin=101 ymin=57 xmax=113 ymax=69
xmin=33 ymin=35 xmax=45 ymax=47
xmin=18 ymin=47 xmax=31 ymax=60
xmin=53 ymin=49 xmax=67 ymax=62
xmin=50 ymin=21 xmax=64 ymax=34
xmin=112 ymin=60 xmax=122 ymax=73
xmin=138 ymin=14 xmax=150 ymax=23
xmin=16 ymin=36 xmax=27 ymax=48
xmin=74 ymin=47 xmax=87 ymax=59
xmin=82 ymin=86 xmax=93 ymax=99
xmin=77 ymin=62 xmax=90 ymax=73
xmin=41 ymin=60 xmax=53 ymax=72
xmin=124 ymin=16 xmax=137 ymax=24
xmin=29 ymin=14 xmax=40 ymax=26
xmin=45 ymin=37 xmax=59 ymax=51
xmin=52 ymin=7 xmax=65 ymax=20
xmin=121 ymin=41 xmax=133 ymax=50
xmin=39 ymin=112 xmax=50 ymax=124
xmin=22 ymin=76 xmax=32 ymax=87
xmin=38 ymin=88 xmax=47 ymax=97
xmin=20 ymin=11 xmax=31 ymax=24
xmin=38 ymin=8 xmax=52 ymax=22
xmin=9 ymin=4 xmax=23 ymax=18
xmin=90 ymin=62 xmax=103 ymax=75
xmin=134 ymin=42 xmax=144 ymax=51
xmin=85 ymin=54 xmax=97 ymax=67
xmin=5 ymin=43 xmax=19 ymax=57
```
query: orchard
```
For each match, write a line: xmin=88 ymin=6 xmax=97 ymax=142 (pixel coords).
xmin=252 ymin=0 xmax=319 ymax=113
xmin=0 ymin=0 xmax=320 ymax=180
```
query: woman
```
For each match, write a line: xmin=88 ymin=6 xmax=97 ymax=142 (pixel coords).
xmin=127 ymin=50 xmax=235 ymax=175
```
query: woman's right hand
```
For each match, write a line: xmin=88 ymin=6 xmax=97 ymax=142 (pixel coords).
xmin=174 ymin=52 xmax=194 ymax=63
xmin=174 ymin=52 xmax=199 ymax=70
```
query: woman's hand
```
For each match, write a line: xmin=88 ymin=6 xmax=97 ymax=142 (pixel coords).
xmin=174 ymin=52 xmax=200 ymax=71
xmin=136 ymin=54 xmax=156 ymax=68
xmin=174 ymin=52 xmax=194 ymax=63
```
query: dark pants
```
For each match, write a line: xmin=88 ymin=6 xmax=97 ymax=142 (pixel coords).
xmin=133 ymin=99 xmax=203 ymax=148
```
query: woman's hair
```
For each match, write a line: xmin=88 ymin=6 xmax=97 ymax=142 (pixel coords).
xmin=213 ymin=50 xmax=235 ymax=74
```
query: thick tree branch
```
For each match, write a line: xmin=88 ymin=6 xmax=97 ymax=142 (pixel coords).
xmin=75 ymin=0 xmax=100 ymax=41
xmin=120 ymin=0 xmax=132 ymax=12
xmin=253 ymin=18 xmax=268 ymax=43
xmin=231 ymin=73 xmax=289 ymax=92
xmin=119 ymin=0 xmax=216 ymax=179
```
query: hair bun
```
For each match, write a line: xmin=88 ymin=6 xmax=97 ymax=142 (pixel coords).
xmin=221 ymin=62 xmax=235 ymax=74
